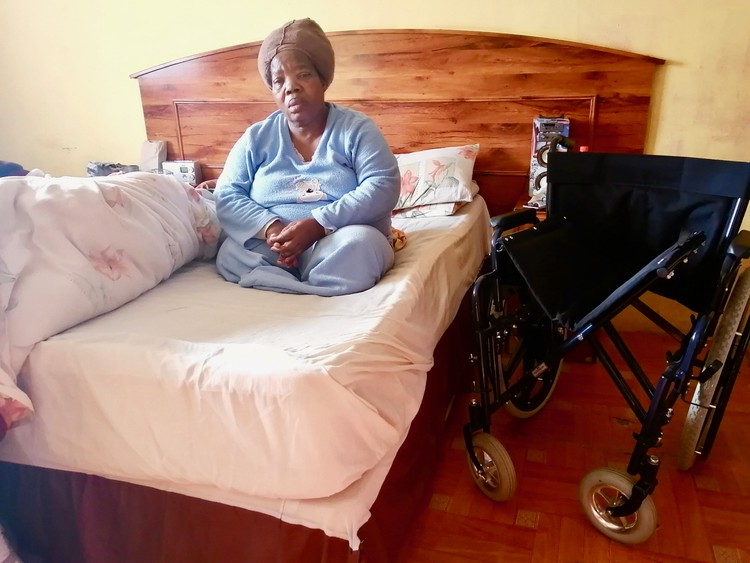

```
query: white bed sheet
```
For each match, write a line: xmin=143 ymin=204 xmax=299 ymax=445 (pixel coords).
xmin=0 ymin=196 xmax=490 ymax=548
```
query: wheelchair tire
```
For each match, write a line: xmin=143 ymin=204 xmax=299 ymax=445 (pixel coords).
xmin=677 ymin=267 xmax=750 ymax=471
xmin=495 ymin=288 xmax=565 ymax=418
xmin=579 ymin=468 xmax=658 ymax=544
xmin=466 ymin=432 xmax=517 ymax=502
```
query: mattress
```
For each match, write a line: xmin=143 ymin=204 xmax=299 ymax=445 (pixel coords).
xmin=0 ymin=196 xmax=490 ymax=548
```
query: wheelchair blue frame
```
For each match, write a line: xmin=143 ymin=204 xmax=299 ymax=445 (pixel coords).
xmin=464 ymin=152 xmax=750 ymax=543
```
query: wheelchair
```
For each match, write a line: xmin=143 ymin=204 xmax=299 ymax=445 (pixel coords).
xmin=463 ymin=151 xmax=750 ymax=543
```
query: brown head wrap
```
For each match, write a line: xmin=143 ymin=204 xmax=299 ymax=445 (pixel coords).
xmin=257 ymin=18 xmax=335 ymax=90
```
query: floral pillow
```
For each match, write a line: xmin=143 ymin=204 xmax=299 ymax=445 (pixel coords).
xmin=393 ymin=144 xmax=479 ymax=212
xmin=393 ymin=182 xmax=480 ymax=218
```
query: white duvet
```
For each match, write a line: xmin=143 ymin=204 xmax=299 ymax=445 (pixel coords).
xmin=0 ymin=172 xmax=220 ymax=425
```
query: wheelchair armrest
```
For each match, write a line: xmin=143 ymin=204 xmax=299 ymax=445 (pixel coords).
xmin=728 ymin=230 xmax=750 ymax=259
xmin=489 ymin=208 xmax=539 ymax=232
xmin=656 ymin=231 xmax=707 ymax=278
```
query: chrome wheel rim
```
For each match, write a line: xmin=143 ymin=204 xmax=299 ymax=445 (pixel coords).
xmin=472 ymin=448 xmax=499 ymax=490
xmin=589 ymin=483 xmax=638 ymax=531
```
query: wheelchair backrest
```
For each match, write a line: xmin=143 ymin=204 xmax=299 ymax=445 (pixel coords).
xmin=547 ymin=152 xmax=750 ymax=313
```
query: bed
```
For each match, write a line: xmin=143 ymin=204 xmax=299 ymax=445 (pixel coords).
xmin=0 ymin=29 xmax=663 ymax=562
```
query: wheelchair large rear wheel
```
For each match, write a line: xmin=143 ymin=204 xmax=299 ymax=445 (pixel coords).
xmin=466 ymin=432 xmax=517 ymax=501
xmin=678 ymin=268 xmax=750 ymax=470
xmin=495 ymin=287 xmax=565 ymax=418
xmin=579 ymin=468 xmax=658 ymax=544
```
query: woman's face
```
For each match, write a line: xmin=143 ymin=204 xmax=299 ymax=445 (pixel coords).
xmin=269 ymin=50 xmax=327 ymax=129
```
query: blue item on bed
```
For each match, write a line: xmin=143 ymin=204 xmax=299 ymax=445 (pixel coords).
xmin=0 ymin=161 xmax=28 ymax=177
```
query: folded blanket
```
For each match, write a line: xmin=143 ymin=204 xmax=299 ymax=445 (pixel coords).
xmin=0 ymin=172 xmax=221 ymax=428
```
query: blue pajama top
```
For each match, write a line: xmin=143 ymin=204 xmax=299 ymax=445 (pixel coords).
xmin=214 ymin=103 xmax=400 ymax=246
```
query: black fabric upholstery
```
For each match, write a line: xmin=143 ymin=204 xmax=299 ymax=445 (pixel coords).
xmin=503 ymin=153 xmax=750 ymax=329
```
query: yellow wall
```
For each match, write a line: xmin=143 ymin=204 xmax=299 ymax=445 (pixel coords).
xmin=1 ymin=0 xmax=748 ymax=178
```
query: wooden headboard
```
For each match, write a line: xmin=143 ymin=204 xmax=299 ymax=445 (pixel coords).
xmin=131 ymin=29 xmax=664 ymax=215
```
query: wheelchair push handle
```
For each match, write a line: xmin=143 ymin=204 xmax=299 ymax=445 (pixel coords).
xmin=549 ymin=135 xmax=575 ymax=154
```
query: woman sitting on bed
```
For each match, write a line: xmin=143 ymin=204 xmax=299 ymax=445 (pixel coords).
xmin=214 ymin=18 xmax=400 ymax=296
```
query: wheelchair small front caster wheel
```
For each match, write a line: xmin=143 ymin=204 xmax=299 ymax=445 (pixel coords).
xmin=466 ymin=432 xmax=516 ymax=501
xmin=579 ymin=468 xmax=657 ymax=544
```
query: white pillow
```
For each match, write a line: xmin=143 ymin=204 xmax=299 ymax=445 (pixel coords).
xmin=394 ymin=144 xmax=479 ymax=211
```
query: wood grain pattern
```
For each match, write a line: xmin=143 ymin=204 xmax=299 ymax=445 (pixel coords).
xmin=131 ymin=30 xmax=663 ymax=216
xmin=397 ymin=331 xmax=750 ymax=562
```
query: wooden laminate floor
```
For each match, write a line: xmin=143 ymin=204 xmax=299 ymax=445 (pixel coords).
xmin=397 ymin=331 xmax=750 ymax=563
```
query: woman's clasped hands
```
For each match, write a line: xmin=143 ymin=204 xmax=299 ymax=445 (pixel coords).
xmin=266 ymin=218 xmax=326 ymax=268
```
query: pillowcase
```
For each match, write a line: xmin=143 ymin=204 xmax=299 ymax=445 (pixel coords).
xmin=394 ymin=144 xmax=479 ymax=212
xmin=393 ymin=201 xmax=466 ymax=218
xmin=392 ymin=181 xmax=480 ymax=218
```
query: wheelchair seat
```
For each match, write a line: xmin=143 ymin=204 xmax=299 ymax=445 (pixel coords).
xmin=502 ymin=214 xmax=704 ymax=331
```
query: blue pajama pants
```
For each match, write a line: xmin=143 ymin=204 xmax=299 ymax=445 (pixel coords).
xmin=216 ymin=225 xmax=394 ymax=296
